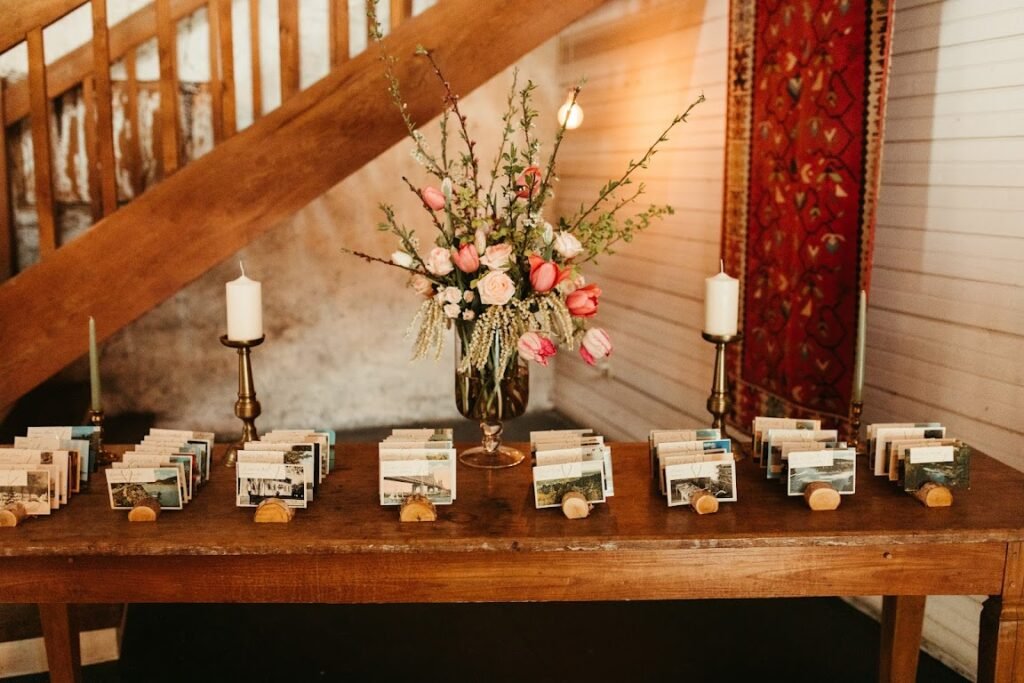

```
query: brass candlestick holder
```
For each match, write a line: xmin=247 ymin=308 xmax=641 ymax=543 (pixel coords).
xmin=701 ymin=331 xmax=743 ymax=446
xmin=220 ymin=335 xmax=265 ymax=467
xmin=87 ymin=408 xmax=117 ymax=467
xmin=849 ymin=400 xmax=864 ymax=454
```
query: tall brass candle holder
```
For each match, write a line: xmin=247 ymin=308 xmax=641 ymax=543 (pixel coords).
xmin=86 ymin=408 xmax=117 ymax=467
xmin=701 ymin=331 xmax=742 ymax=449
xmin=849 ymin=400 xmax=864 ymax=454
xmin=220 ymin=335 xmax=265 ymax=467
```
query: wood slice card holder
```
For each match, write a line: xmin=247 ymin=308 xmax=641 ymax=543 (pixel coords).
xmin=913 ymin=482 xmax=953 ymax=508
xmin=128 ymin=497 xmax=161 ymax=522
xmin=803 ymin=482 xmax=841 ymax=511
xmin=560 ymin=491 xmax=592 ymax=519
xmin=0 ymin=503 xmax=28 ymax=527
xmin=399 ymin=494 xmax=437 ymax=522
xmin=689 ymin=489 xmax=720 ymax=515
xmin=254 ymin=498 xmax=295 ymax=523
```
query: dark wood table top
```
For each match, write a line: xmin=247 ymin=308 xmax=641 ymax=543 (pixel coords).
xmin=2 ymin=443 xmax=1023 ymax=558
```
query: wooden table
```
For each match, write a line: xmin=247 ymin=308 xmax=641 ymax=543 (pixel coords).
xmin=1 ymin=443 xmax=1022 ymax=682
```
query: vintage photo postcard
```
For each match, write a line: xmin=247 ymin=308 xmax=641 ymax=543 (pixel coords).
xmin=0 ymin=449 xmax=70 ymax=503
xmin=141 ymin=437 xmax=210 ymax=483
xmin=390 ymin=428 xmax=454 ymax=441
xmin=903 ymin=443 xmax=971 ymax=492
xmin=0 ymin=468 xmax=52 ymax=515
xmin=530 ymin=429 xmax=594 ymax=445
xmin=380 ymin=458 xmax=455 ymax=506
xmin=648 ymin=429 xmax=721 ymax=478
xmin=658 ymin=451 xmax=731 ymax=495
xmin=0 ymin=463 xmax=59 ymax=510
xmin=885 ymin=438 xmax=955 ymax=482
xmin=787 ymin=448 xmax=856 ymax=496
xmin=268 ymin=431 xmax=331 ymax=475
xmin=378 ymin=448 xmax=456 ymax=499
xmin=533 ymin=435 xmax=604 ymax=452
xmin=751 ymin=418 xmax=820 ymax=462
xmin=119 ymin=453 xmax=192 ymax=502
xmin=873 ymin=426 xmax=946 ymax=477
xmin=239 ymin=449 xmax=315 ymax=501
xmin=236 ymin=462 xmax=308 ymax=508
xmin=532 ymin=461 xmax=605 ymax=509
xmin=764 ymin=429 xmax=838 ymax=479
xmin=107 ymin=467 xmax=184 ymax=510
xmin=17 ymin=434 xmax=88 ymax=488
xmin=867 ymin=422 xmax=943 ymax=473
xmin=664 ymin=459 xmax=737 ymax=507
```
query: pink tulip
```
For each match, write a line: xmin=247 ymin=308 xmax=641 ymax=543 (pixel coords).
xmin=518 ymin=332 xmax=557 ymax=367
xmin=579 ymin=328 xmax=612 ymax=366
xmin=566 ymin=283 xmax=602 ymax=318
xmin=451 ymin=244 xmax=480 ymax=273
xmin=421 ymin=186 xmax=446 ymax=211
xmin=528 ymin=254 xmax=569 ymax=293
xmin=515 ymin=166 xmax=542 ymax=199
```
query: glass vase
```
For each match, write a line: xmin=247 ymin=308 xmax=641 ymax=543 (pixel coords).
xmin=454 ymin=323 xmax=529 ymax=468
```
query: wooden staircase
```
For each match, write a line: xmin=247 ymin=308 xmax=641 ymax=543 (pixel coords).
xmin=0 ymin=0 xmax=606 ymax=410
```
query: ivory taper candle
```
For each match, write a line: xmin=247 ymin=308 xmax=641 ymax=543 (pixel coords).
xmin=852 ymin=289 xmax=867 ymax=402
xmin=226 ymin=262 xmax=263 ymax=341
xmin=88 ymin=316 xmax=101 ymax=411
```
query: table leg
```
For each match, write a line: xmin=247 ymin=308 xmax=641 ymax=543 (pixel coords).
xmin=978 ymin=542 xmax=1023 ymax=682
xmin=37 ymin=603 xmax=83 ymax=683
xmin=879 ymin=595 xmax=926 ymax=683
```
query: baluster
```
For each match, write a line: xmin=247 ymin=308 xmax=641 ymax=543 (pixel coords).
xmin=27 ymin=28 xmax=57 ymax=257
xmin=390 ymin=0 xmax=411 ymax=29
xmin=156 ymin=0 xmax=180 ymax=175
xmin=278 ymin=0 xmax=300 ymax=101
xmin=91 ymin=0 xmax=118 ymax=216
xmin=0 ymin=79 xmax=12 ymax=278
xmin=249 ymin=0 xmax=262 ymax=119
xmin=215 ymin=0 xmax=236 ymax=136
xmin=329 ymin=0 xmax=349 ymax=68
xmin=124 ymin=49 xmax=141 ymax=197
xmin=207 ymin=0 xmax=224 ymax=142
xmin=81 ymin=76 xmax=103 ymax=222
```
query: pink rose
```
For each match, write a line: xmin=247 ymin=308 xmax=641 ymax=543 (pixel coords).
xmin=451 ymin=243 xmax=480 ymax=273
xmin=579 ymin=328 xmax=612 ymax=366
xmin=517 ymin=332 xmax=557 ymax=367
xmin=422 ymin=186 xmax=446 ymax=211
xmin=528 ymin=254 xmax=569 ymax=293
xmin=425 ymin=247 xmax=454 ymax=276
xmin=479 ymin=243 xmax=514 ymax=271
xmin=410 ymin=274 xmax=434 ymax=297
xmin=566 ymin=283 xmax=601 ymax=317
xmin=477 ymin=270 xmax=516 ymax=306
xmin=515 ymin=165 xmax=542 ymax=199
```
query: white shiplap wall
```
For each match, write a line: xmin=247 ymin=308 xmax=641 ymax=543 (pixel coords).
xmin=856 ymin=0 xmax=1024 ymax=679
xmin=553 ymin=0 xmax=727 ymax=437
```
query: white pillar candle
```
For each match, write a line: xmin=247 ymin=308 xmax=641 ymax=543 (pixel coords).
xmin=704 ymin=262 xmax=739 ymax=336
xmin=226 ymin=263 xmax=263 ymax=341
xmin=852 ymin=289 xmax=867 ymax=402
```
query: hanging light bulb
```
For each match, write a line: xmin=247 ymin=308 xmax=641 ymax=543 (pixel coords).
xmin=557 ymin=91 xmax=584 ymax=130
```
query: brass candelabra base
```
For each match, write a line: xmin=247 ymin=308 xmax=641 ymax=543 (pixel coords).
xmin=849 ymin=400 xmax=864 ymax=454
xmin=701 ymin=331 xmax=742 ymax=450
xmin=87 ymin=408 xmax=117 ymax=466
xmin=220 ymin=335 xmax=265 ymax=468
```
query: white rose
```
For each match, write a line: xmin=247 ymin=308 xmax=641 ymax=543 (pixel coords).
xmin=444 ymin=286 xmax=463 ymax=304
xmin=553 ymin=232 xmax=583 ymax=259
xmin=443 ymin=303 xmax=462 ymax=318
xmin=391 ymin=250 xmax=414 ymax=268
xmin=410 ymin=274 xmax=434 ymax=297
xmin=558 ymin=272 xmax=585 ymax=295
xmin=425 ymin=246 xmax=454 ymax=276
xmin=463 ymin=290 xmax=475 ymax=303
xmin=479 ymin=243 xmax=514 ymax=271
xmin=474 ymin=228 xmax=488 ymax=255
xmin=541 ymin=221 xmax=554 ymax=245
xmin=462 ymin=309 xmax=476 ymax=321
xmin=477 ymin=271 xmax=517 ymax=306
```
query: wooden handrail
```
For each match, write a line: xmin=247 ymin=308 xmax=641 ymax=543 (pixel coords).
xmin=0 ymin=0 xmax=83 ymax=54
xmin=0 ymin=0 xmax=609 ymax=409
xmin=2 ymin=0 xmax=208 ymax=127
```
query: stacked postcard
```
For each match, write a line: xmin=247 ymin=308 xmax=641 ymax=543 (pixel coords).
xmin=0 ymin=425 xmax=99 ymax=516
xmin=530 ymin=429 xmax=614 ymax=510
xmin=109 ymin=428 xmax=215 ymax=511
xmin=378 ymin=428 xmax=456 ymax=507
xmin=237 ymin=429 xmax=335 ymax=510
xmin=867 ymin=422 xmax=969 ymax=493
xmin=649 ymin=428 xmax=737 ymax=507
xmin=751 ymin=417 xmax=854 ymax=497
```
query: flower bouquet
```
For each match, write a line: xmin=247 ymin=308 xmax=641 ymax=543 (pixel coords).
xmin=346 ymin=17 xmax=703 ymax=468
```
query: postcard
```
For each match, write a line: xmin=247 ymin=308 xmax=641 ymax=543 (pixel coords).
xmin=763 ymin=429 xmax=838 ymax=479
xmin=530 ymin=429 xmax=594 ymax=445
xmin=380 ymin=458 xmax=455 ymax=506
xmin=141 ymin=437 xmax=210 ymax=483
xmin=119 ymin=453 xmax=192 ymax=502
xmin=107 ymin=467 xmax=184 ymax=510
xmin=903 ymin=442 xmax=970 ymax=492
xmin=390 ymin=428 xmax=454 ymax=441
xmin=26 ymin=427 xmax=96 ymax=481
xmin=787 ymin=448 xmax=856 ymax=496
xmin=0 ymin=462 xmax=59 ymax=509
xmin=873 ymin=426 xmax=946 ymax=476
xmin=658 ymin=450 xmax=731 ymax=494
xmin=13 ymin=437 xmax=80 ymax=494
xmin=0 ymin=449 xmax=70 ymax=503
xmin=532 ymin=461 xmax=606 ymax=509
xmin=267 ymin=430 xmax=331 ymax=475
xmin=664 ymin=459 xmax=737 ymax=507
xmin=0 ymin=468 xmax=52 ymax=515
xmin=236 ymin=462 xmax=308 ymax=508
xmin=534 ymin=445 xmax=613 ymax=497
xmin=239 ymin=449 xmax=315 ymax=501
xmin=751 ymin=418 xmax=820 ymax=463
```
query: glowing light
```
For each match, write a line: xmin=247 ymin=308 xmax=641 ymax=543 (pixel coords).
xmin=557 ymin=93 xmax=584 ymax=130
